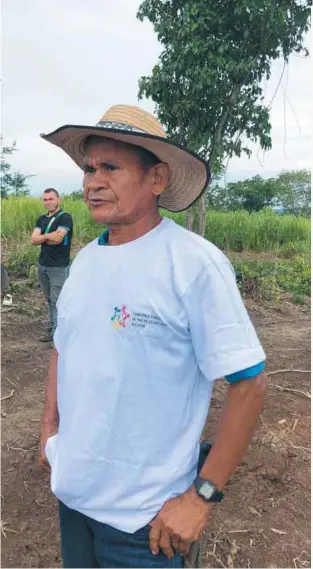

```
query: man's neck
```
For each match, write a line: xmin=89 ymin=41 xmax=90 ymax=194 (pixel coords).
xmin=47 ymin=207 xmax=61 ymax=217
xmin=108 ymin=211 xmax=162 ymax=246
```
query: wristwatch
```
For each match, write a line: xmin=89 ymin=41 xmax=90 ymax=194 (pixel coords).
xmin=193 ymin=476 xmax=224 ymax=503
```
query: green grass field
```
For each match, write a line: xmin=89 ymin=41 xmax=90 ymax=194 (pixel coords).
xmin=2 ymin=197 xmax=310 ymax=252
xmin=1 ymin=197 xmax=311 ymax=303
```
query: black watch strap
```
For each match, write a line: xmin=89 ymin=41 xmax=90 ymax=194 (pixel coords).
xmin=194 ymin=476 xmax=224 ymax=503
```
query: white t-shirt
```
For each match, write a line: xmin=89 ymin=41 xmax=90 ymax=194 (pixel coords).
xmin=46 ymin=218 xmax=265 ymax=533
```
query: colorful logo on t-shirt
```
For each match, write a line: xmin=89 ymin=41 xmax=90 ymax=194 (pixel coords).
xmin=111 ymin=306 xmax=167 ymax=330
xmin=111 ymin=305 xmax=131 ymax=329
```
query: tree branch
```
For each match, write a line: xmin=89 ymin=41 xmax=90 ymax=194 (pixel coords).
xmin=209 ymin=86 xmax=241 ymax=169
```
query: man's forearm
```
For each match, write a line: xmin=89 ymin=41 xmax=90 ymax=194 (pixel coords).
xmin=199 ymin=373 xmax=267 ymax=490
xmin=42 ymin=347 xmax=59 ymax=426
xmin=32 ymin=234 xmax=48 ymax=245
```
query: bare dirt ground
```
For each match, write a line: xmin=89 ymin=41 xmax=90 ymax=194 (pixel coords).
xmin=1 ymin=286 xmax=311 ymax=569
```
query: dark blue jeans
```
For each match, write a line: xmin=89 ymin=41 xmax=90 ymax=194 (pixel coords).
xmin=59 ymin=501 xmax=183 ymax=568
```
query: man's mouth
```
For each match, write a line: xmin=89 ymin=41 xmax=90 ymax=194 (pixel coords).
xmin=88 ymin=198 xmax=111 ymax=206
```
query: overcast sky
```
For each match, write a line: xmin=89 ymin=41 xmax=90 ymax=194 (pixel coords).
xmin=2 ymin=0 xmax=311 ymax=196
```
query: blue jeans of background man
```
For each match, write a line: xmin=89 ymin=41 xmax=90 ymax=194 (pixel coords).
xmin=59 ymin=501 xmax=183 ymax=569
xmin=38 ymin=264 xmax=68 ymax=333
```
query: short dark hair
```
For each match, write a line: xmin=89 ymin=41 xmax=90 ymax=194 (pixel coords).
xmin=84 ymin=136 xmax=161 ymax=172
xmin=43 ymin=188 xmax=60 ymax=197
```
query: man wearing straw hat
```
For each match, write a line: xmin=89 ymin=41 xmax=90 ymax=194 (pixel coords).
xmin=39 ymin=105 xmax=266 ymax=568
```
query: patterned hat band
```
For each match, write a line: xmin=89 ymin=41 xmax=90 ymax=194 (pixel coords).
xmin=96 ymin=120 xmax=147 ymax=134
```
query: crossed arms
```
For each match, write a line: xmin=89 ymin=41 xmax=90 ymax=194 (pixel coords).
xmin=31 ymin=227 xmax=68 ymax=246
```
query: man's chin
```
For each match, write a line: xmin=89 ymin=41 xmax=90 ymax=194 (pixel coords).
xmin=89 ymin=208 xmax=118 ymax=225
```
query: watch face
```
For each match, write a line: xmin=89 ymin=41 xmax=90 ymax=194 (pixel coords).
xmin=200 ymin=481 xmax=215 ymax=500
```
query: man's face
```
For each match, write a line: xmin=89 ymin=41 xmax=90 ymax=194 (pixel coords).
xmin=43 ymin=192 xmax=61 ymax=213
xmin=83 ymin=138 xmax=168 ymax=225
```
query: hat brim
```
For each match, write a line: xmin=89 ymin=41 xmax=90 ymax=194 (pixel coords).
xmin=40 ymin=125 xmax=210 ymax=212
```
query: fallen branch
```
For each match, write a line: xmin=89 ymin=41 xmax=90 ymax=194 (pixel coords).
xmin=1 ymin=520 xmax=18 ymax=538
xmin=7 ymin=437 xmax=37 ymax=453
xmin=293 ymin=550 xmax=310 ymax=569
xmin=3 ymin=377 xmax=17 ymax=387
xmin=292 ymin=419 xmax=299 ymax=431
xmin=270 ymin=384 xmax=310 ymax=399
xmin=8 ymin=445 xmax=37 ymax=453
xmin=1 ymin=389 xmax=15 ymax=401
xmin=291 ymin=444 xmax=310 ymax=452
xmin=267 ymin=369 xmax=310 ymax=376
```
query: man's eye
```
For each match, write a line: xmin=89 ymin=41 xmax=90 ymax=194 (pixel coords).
xmin=83 ymin=164 xmax=95 ymax=174
xmin=83 ymin=165 xmax=95 ymax=174
xmin=102 ymin=163 xmax=118 ymax=172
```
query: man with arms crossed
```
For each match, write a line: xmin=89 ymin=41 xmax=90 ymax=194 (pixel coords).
xmin=39 ymin=106 xmax=266 ymax=568
xmin=31 ymin=188 xmax=73 ymax=342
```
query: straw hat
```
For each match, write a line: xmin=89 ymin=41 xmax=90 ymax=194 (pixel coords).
xmin=41 ymin=105 xmax=210 ymax=212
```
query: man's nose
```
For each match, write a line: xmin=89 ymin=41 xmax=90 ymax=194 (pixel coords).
xmin=86 ymin=174 xmax=109 ymax=191
xmin=87 ymin=183 xmax=107 ymax=192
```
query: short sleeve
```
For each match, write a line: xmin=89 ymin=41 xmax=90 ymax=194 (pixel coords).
xmin=181 ymin=260 xmax=266 ymax=382
xmin=58 ymin=213 xmax=73 ymax=232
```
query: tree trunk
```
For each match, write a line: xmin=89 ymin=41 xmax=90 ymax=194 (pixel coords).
xmin=198 ymin=190 xmax=207 ymax=237
xmin=185 ymin=205 xmax=195 ymax=231
xmin=184 ymin=86 xmax=241 ymax=236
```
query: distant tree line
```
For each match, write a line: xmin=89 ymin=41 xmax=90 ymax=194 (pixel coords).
xmin=207 ymin=170 xmax=311 ymax=216
xmin=67 ymin=169 xmax=311 ymax=217
xmin=1 ymin=141 xmax=310 ymax=217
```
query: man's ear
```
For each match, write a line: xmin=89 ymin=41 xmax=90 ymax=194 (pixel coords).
xmin=151 ymin=163 xmax=170 ymax=197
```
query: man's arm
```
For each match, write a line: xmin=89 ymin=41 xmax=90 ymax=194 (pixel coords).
xmin=32 ymin=228 xmax=66 ymax=246
xmin=148 ymin=374 xmax=266 ymax=558
xmin=39 ymin=347 xmax=59 ymax=472
xmin=149 ymin=259 xmax=267 ymax=558
xmin=31 ymin=228 xmax=49 ymax=245
xmin=198 ymin=372 xmax=267 ymax=488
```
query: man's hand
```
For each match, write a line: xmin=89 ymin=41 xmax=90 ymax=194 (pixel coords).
xmin=46 ymin=229 xmax=65 ymax=245
xmin=149 ymin=486 xmax=213 ymax=558
xmin=39 ymin=421 xmax=58 ymax=473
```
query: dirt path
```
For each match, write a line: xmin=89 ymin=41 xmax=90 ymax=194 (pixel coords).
xmin=1 ymin=292 xmax=310 ymax=568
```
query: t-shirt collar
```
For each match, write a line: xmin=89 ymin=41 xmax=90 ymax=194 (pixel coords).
xmin=46 ymin=208 xmax=63 ymax=218
xmin=98 ymin=229 xmax=109 ymax=246
xmin=97 ymin=218 xmax=169 ymax=248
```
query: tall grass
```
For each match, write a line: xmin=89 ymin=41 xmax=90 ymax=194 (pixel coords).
xmin=1 ymin=197 xmax=103 ymax=243
xmin=1 ymin=196 xmax=310 ymax=256
xmin=2 ymin=197 xmax=310 ymax=299
xmin=204 ymin=209 xmax=310 ymax=254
